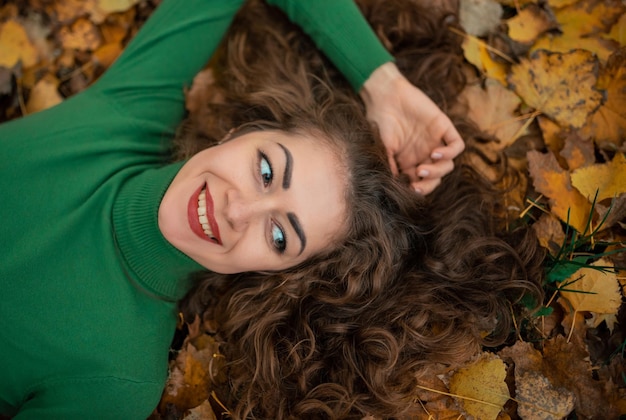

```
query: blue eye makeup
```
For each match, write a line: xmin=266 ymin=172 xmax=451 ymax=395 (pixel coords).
xmin=258 ymin=151 xmax=273 ymax=187
xmin=257 ymin=149 xmax=287 ymax=254
xmin=271 ymin=223 xmax=286 ymax=254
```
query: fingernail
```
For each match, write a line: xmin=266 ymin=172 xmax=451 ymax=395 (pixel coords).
xmin=414 ymin=187 xmax=423 ymax=194
xmin=418 ymin=169 xmax=429 ymax=177
xmin=431 ymin=152 xmax=443 ymax=159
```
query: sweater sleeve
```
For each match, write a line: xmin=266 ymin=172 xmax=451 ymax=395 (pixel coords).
xmin=91 ymin=0 xmax=393 ymax=134
xmin=90 ymin=0 xmax=247 ymax=133
xmin=265 ymin=0 xmax=394 ymax=91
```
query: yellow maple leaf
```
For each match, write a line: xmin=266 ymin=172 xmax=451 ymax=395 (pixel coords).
xmin=530 ymin=0 xmax=624 ymax=63
xmin=581 ymin=48 xmax=626 ymax=149
xmin=461 ymin=35 xmax=509 ymax=86
xmin=506 ymin=3 xmax=557 ymax=44
xmin=553 ymin=0 xmax=625 ymax=36
xmin=570 ymin=153 xmax=626 ymax=202
xmin=527 ymin=150 xmax=593 ymax=232
xmin=448 ymin=353 xmax=510 ymax=420
xmin=560 ymin=258 xmax=621 ymax=315
xmin=509 ymin=49 xmax=603 ymax=129
xmin=0 ymin=20 xmax=39 ymax=68
xmin=531 ymin=34 xmax=618 ymax=63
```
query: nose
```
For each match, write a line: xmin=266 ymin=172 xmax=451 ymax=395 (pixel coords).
xmin=224 ymin=188 xmax=267 ymax=232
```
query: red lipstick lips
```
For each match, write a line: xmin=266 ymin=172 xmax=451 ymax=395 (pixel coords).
xmin=188 ymin=183 xmax=222 ymax=245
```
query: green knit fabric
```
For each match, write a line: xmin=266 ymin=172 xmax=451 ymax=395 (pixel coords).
xmin=0 ymin=0 xmax=392 ymax=418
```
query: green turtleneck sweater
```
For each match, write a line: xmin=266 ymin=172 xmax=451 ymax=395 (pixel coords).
xmin=0 ymin=0 xmax=391 ymax=418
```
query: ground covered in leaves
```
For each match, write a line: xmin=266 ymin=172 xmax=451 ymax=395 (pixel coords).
xmin=1 ymin=0 xmax=624 ymax=418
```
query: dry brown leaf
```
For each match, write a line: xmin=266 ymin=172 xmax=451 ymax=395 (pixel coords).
xmin=559 ymin=258 xmax=621 ymax=315
xmin=58 ymin=17 xmax=102 ymax=51
xmin=546 ymin=0 xmax=578 ymax=8
xmin=159 ymin=334 xmax=223 ymax=414
xmin=506 ymin=4 xmax=557 ymax=45
xmin=463 ymin=78 xmax=527 ymax=147
xmin=182 ymin=400 xmax=217 ymax=420
xmin=604 ymin=14 xmax=626 ymax=45
xmin=448 ymin=352 xmax=510 ymax=420
xmin=532 ymin=213 xmax=566 ymax=256
xmin=538 ymin=116 xmax=565 ymax=155
xmin=25 ymin=74 xmax=62 ymax=114
xmin=509 ymin=49 xmax=603 ymax=129
xmin=559 ymin=132 xmax=595 ymax=171
xmin=0 ymin=3 xmax=18 ymax=21
xmin=93 ymin=42 xmax=122 ymax=68
xmin=527 ymin=150 xmax=593 ymax=232
xmin=580 ymin=48 xmax=626 ymax=149
xmin=542 ymin=335 xmax=621 ymax=418
xmin=459 ymin=0 xmax=503 ymax=37
xmin=570 ymin=152 xmax=626 ymax=202
xmin=0 ymin=20 xmax=39 ymax=68
xmin=51 ymin=0 xmax=97 ymax=24
xmin=514 ymin=370 xmax=575 ymax=420
xmin=97 ymin=0 xmax=141 ymax=14
xmin=462 ymin=36 xmax=509 ymax=85
xmin=495 ymin=0 xmax=536 ymax=8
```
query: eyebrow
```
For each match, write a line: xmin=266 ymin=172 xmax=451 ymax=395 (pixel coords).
xmin=287 ymin=212 xmax=307 ymax=255
xmin=276 ymin=142 xmax=304 ymax=254
xmin=277 ymin=142 xmax=292 ymax=189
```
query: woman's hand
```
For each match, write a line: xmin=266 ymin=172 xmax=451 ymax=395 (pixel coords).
xmin=360 ymin=62 xmax=465 ymax=194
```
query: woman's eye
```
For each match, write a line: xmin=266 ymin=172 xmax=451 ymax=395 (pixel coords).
xmin=271 ymin=223 xmax=286 ymax=254
xmin=259 ymin=152 xmax=273 ymax=187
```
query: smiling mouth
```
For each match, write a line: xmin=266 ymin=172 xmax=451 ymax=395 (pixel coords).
xmin=188 ymin=184 xmax=222 ymax=245
xmin=197 ymin=187 xmax=219 ymax=242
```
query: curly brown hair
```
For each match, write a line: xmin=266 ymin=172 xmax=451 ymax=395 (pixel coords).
xmin=176 ymin=0 xmax=545 ymax=418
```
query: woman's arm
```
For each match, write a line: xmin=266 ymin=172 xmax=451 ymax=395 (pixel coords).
xmin=266 ymin=0 xmax=464 ymax=194
xmin=360 ymin=62 xmax=465 ymax=194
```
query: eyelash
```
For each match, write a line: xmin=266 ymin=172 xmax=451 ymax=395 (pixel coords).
xmin=257 ymin=150 xmax=287 ymax=254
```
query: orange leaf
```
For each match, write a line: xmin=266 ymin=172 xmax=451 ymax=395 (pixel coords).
xmin=0 ymin=20 xmax=39 ymax=68
xmin=506 ymin=3 xmax=557 ymax=44
xmin=581 ymin=48 xmax=626 ymax=149
xmin=527 ymin=150 xmax=592 ymax=232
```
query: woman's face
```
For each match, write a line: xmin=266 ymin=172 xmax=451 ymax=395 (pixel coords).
xmin=159 ymin=129 xmax=347 ymax=274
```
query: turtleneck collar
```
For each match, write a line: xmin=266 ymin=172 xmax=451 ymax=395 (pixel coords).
xmin=112 ymin=163 xmax=205 ymax=301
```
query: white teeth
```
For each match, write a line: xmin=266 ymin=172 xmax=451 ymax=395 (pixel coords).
xmin=197 ymin=187 xmax=215 ymax=240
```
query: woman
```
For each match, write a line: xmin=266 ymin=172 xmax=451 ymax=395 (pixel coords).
xmin=0 ymin=0 xmax=464 ymax=418
xmin=177 ymin=0 xmax=546 ymax=418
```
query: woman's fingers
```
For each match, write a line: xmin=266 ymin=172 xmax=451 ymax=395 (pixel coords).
xmin=411 ymin=177 xmax=441 ymax=195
